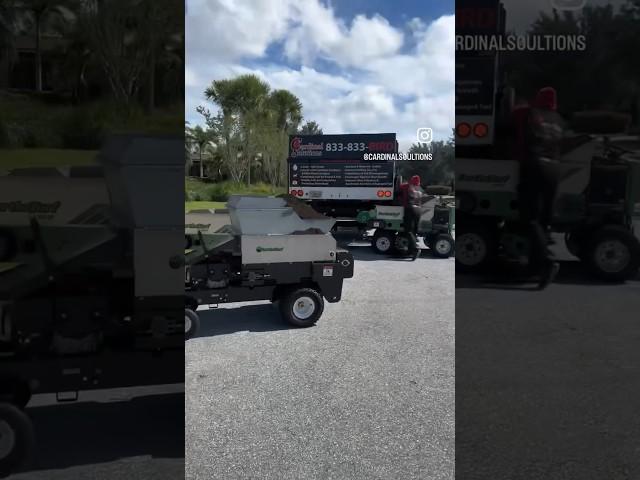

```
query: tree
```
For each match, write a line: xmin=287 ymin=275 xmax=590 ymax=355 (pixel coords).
xmin=502 ymin=4 xmax=637 ymax=117
xmin=402 ymin=138 xmax=454 ymax=187
xmin=22 ymin=0 xmax=71 ymax=92
xmin=202 ymin=74 xmax=305 ymax=186
xmin=205 ymin=74 xmax=270 ymax=116
xmin=298 ymin=120 xmax=323 ymax=135
xmin=0 ymin=1 xmax=18 ymax=60
xmin=80 ymin=0 xmax=153 ymax=108
xmin=204 ymin=74 xmax=271 ymax=185
xmin=185 ymin=124 xmax=214 ymax=179
xmin=268 ymin=89 xmax=302 ymax=133
xmin=137 ymin=0 xmax=183 ymax=112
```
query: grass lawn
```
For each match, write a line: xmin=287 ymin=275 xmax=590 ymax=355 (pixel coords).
xmin=1 ymin=91 xmax=183 ymax=151
xmin=0 ymin=148 xmax=97 ymax=169
xmin=185 ymin=178 xmax=287 ymax=212
xmin=186 ymin=177 xmax=286 ymax=202
xmin=185 ymin=201 xmax=227 ymax=212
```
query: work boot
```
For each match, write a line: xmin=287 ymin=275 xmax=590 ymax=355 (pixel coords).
xmin=537 ymin=261 xmax=560 ymax=290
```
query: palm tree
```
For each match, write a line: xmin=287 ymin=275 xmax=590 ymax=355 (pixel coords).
xmin=298 ymin=120 xmax=323 ymax=135
xmin=205 ymin=74 xmax=271 ymax=185
xmin=186 ymin=124 xmax=214 ymax=179
xmin=268 ymin=89 xmax=303 ymax=132
xmin=205 ymin=74 xmax=270 ymax=116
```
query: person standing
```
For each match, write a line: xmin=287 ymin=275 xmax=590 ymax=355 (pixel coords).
xmin=405 ymin=175 xmax=425 ymax=261
xmin=516 ymin=87 xmax=564 ymax=289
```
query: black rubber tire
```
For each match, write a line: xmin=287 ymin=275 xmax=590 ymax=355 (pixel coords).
xmin=184 ymin=309 xmax=200 ymax=340
xmin=371 ymin=230 xmax=395 ymax=255
xmin=432 ymin=233 xmax=455 ymax=258
xmin=584 ymin=226 xmax=640 ymax=282
xmin=455 ymin=222 xmax=497 ymax=272
xmin=0 ymin=403 xmax=35 ymax=478
xmin=279 ymin=288 xmax=324 ymax=327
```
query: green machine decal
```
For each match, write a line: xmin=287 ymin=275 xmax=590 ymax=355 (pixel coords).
xmin=377 ymin=211 xmax=402 ymax=218
xmin=0 ymin=201 xmax=61 ymax=214
xmin=256 ymin=246 xmax=284 ymax=253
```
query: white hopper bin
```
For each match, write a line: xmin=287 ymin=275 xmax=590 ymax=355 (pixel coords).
xmin=227 ymin=195 xmax=335 ymax=235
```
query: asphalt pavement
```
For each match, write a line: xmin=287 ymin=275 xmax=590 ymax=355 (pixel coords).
xmin=185 ymin=237 xmax=455 ymax=480
xmin=9 ymin=385 xmax=185 ymax=480
xmin=456 ymin=235 xmax=640 ymax=479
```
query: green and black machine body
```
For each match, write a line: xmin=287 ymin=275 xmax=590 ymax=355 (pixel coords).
xmin=455 ymin=136 xmax=640 ymax=281
xmin=356 ymin=188 xmax=455 ymax=258
xmin=0 ymin=135 xmax=186 ymax=476
xmin=184 ymin=195 xmax=354 ymax=335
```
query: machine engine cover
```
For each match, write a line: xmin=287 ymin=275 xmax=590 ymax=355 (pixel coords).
xmin=433 ymin=206 xmax=450 ymax=226
xmin=589 ymin=165 xmax=627 ymax=205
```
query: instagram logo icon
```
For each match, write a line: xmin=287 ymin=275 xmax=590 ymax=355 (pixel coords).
xmin=416 ymin=128 xmax=433 ymax=144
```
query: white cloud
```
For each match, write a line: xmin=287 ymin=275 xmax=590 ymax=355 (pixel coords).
xmin=185 ymin=0 xmax=454 ymax=150
xmin=186 ymin=0 xmax=293 ymax=61
xmin=284 ymin=9 xmax=404 ymax=68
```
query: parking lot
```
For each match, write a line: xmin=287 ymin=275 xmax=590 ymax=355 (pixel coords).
xmin=185 ymin=238 xmax=455 ymax=480
xmin=456 ymin=237 xmax=640 ymax=479
xmin=10 ymin=386 xmax=184 ymax=480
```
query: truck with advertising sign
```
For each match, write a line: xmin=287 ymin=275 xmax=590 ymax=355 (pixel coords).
xmin=455 ymin=0 xmax=505 ymax=149
xmin=287 ymin=133 xmax=455 ymax=257
xmin=287 ymin=133 xmax=398 ymax=218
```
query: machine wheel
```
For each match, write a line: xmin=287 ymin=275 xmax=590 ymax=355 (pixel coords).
xmin=584 ymin=226 xmax=640 ymax=282
xmin=279 ymin=288 xmax=324 ymax=327
xmin=432 ymin=234 xmax=455 ymax=258
xmin=184 ymin=309 xmax=200 ymax=340
xmin=0 ymin=403 xmax=34 ymax=478
xmin=372 ymin=230 xmax=395 ymax=255
xmin=455 ymin=222 xmax=496 ymax=272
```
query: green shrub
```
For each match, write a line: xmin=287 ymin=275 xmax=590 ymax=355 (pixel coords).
xmin=21 ymin=124 xmax=61 ymax=148
xmin=186 ymin=191 xmax=202 ymax=201
xmin=186 ymin=178 xmax=285 ymax=203
xmin=0 ymin=119 xmax=16 ymax=148
xmin=59 ymin=105 xmax=109 ymax=149
xmin=205 ymin=181 xmax=284 ymax=201
xmin=206 ymin=182 xmax=232 ymax=201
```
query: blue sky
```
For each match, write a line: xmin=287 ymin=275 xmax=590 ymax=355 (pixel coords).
xmin=186 ymin=0 xmax=455 ymax=151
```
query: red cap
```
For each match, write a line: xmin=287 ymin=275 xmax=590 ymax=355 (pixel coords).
xmin=534 ymin=87 xmax=557 ymax=111
xmin=410 ymin=175 xmax=421 ymax=186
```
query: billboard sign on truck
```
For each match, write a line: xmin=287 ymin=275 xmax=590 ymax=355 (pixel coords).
xmin=455 ymin=0 xmax=505 ymax=146
xmin=287 ymin=133 xmax=397 ymax=201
